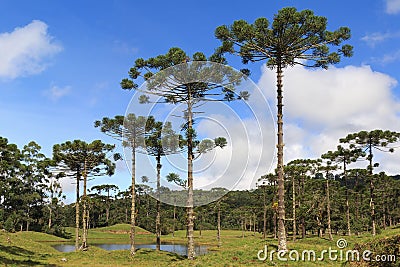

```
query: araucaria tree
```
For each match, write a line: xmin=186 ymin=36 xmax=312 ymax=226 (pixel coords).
xmin=53 ymin=140 xmax=117 ymax=250
xmin=90 ymin=184 xmax=119 ymax=224
xmin=340 ymin=130 xmax=400 ymax=236
xmin=215 ymin=7 xmax=353 ymax=250
xmin=120 ymin=47 xmax=246 ymax=259
xmin=95 ymin=114 xmax=152 ymax=256
xmin=144 ymin=120 xmax=181 ymax=250
xmin=322 ymin=145 xmax=365 ymax=236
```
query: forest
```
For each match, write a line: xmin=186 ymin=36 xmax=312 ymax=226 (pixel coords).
xmin=1 ymin=6 xmax=400 ymax=266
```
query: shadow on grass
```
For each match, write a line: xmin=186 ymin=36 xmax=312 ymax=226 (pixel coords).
xmin=136 ymin=248 xmax=186 ymax=262
xmin=0 ymin=244 xmax=34 ymax=256
xmin=0 ymin=245 xmax=59 ymax=266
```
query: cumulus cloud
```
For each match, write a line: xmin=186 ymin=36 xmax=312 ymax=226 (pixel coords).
xmin=386 ymin=0 xmax=400 ymax=14
xmin=0 ymin=20 xmax=62 ymax=79
xmin=258 ymin=63 xmax=400 ymax=174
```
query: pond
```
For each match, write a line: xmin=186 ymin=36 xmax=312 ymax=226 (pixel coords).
xmin=52 ymin=242 xmax=208 ymax=256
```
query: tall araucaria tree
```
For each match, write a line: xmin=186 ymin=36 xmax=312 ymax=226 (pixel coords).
xmin=215 ymin=7 xmax=353 ymax=250
xmin=53 ymin=140 xmax=118 ymax=251
xmin=340 ymin=129 xmax=400 ymax=236
xmin=120 ymin=47 xmax=246 ymax=259
xmin=94 ymin=114 xmax=154 ymax=256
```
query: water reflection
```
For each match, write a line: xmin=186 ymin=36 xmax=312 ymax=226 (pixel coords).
xmin=52 ymin=242 xmax=208 ymax=256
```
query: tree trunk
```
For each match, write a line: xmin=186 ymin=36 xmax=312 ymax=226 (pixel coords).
xmin=106 ymin=190 xmax=110 ymax=224
xmin=26 ymin=211 xmax=30 ymax=231
xmin=263 ymin=186 xmax=267 ymax=239
xmin=326 ymin=178 xmax=333 ymax=241
xmin=82 ymin=158 xmax=88 ymax=249
xmin=344 ymin=161 xmax=351 ymax=236
xmin=276 ymin=64 xmax=287 ymax=251
xmin=241 ymin=218 xmax=245 ymax=238
xmin=48 ymin=183 xmax=53 ymax=230
xmin=172 ymin=198 xmax=176 ymax=238
xmin=48 ymin=206 xmax=52 ymax=230
xmin=217 ymin=201 xmax=221 ymax=247
xmin=186 ymin=96 xmax=195 ymax=260
xmin=300 ymin=174 xmax=306 ymax=239
xmin=156 ymin=154 xmax=161 ymax=251
xmin=253 ymin=213 xmax=256 ymax=235
xmin=292 ymin=175 xmax=296 ymax=241
xmin=75 ymin=171 xmax=80 ymax=251
xmin=130 ymin=145 xmax=136 ymax=256
xmin=249 ymin=216 xmax=252 ymax=232
xmin=368 ymin=142 xmax=376 ymax=236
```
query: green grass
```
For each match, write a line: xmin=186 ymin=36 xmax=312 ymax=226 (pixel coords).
xmin=0 ymin=225 xmax=399 ymax=266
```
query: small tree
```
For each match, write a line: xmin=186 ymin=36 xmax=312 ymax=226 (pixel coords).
xmin=215 ymin=7 xmax=353 ymax=250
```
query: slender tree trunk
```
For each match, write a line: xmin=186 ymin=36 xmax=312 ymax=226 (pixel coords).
xmin=368 ymin=143 xmax=376 ymax=236
xmin=241 ymin=218 xmax=245 ymax=238
xmin=187 ymin=96 xmax=195 ymax=260
xmin=253 ymin=213 xmax=256 ymax=235
xmin=249 ymin=216 xmax=252 ymax=232
xmin=26 ymin=212 xmax=30 ymax=232
xmin=317 ymin=208 xmax=323 ymax=238
xmin=300 ymin=174 xmax=306 ymax=239
xmin=130 ymin=145 xmax=136 ymax=256
xmin=82 ymin=158 xmax=88 ymax=249
xmin=276 ymin=63 xmax=287 ymax=251
xmin=383 ymin=207 xmax=386 ymax=230
xmin=217 ymin=201 xmax=221 ymax=247
xmin=199 ymin=216 xmax=202 ymax=237
xmin=172 ymin=197 xmax=176 ymax=238
xmin=326 ymin=177 xmax=333 ymax=241
xmin=263 ymin=186 xmax=267 ymax=239
xmin=156 ymin=154 xmax=161 ymax=251
xmin=344 ymin=161 xmax=351 ymax=236
xmin=75 ymin=172 xmax=80 ymax=251
xmin=292 ymin=175 xmax=296 ymax=241
xmin=48 ymin=184 xmax=53 ymax=230
xmin=106 ymin=190 xmax=110 ymax=224
xmin=273 ymin=211 xmax=277 ymax=239
xmin=48 ymin=206 xmax=52 ymax=229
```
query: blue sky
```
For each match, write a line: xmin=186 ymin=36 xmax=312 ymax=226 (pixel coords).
xmin=1 ymin=0 xmax=400 ymax=203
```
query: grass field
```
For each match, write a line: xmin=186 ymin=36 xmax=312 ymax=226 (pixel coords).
xmin=0 ymin=225 xmax=399 ymax=266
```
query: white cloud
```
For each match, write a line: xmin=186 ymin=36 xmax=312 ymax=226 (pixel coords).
xmin=258 ymin=63 xmax=400 ymax=175
xmin=386 ymin=0 xmax=400 ymax=14
xmin=44 ymin=85 xmax=71 ymax=101
xmin=376 ymin=50 xmax=400 ymax=64
xmin=0 ymin=20 xmax=62 ymax=79
xmin=361 ymin=31 xmax=400 ymax=47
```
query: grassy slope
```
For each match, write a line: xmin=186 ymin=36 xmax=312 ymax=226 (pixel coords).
xmin=0 ymin=224 xmax=398 ymax=267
